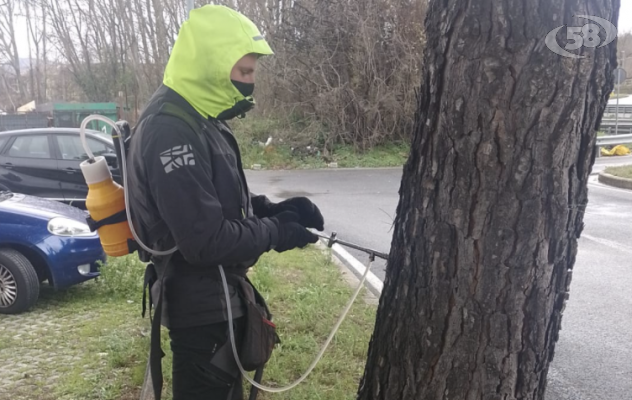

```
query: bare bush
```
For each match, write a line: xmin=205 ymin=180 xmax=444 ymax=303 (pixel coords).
xmin=259 ymin=0 xmax=428 ymax=150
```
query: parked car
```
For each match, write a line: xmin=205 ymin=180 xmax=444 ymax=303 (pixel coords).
xmin=0 ymin=191 xmax=105 ymax=314
xmin=0 ymin=128 xmax=120 ymax=208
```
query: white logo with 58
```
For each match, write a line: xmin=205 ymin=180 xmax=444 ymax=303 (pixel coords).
xmin=545 ymin=15 xmax=618 ymax=59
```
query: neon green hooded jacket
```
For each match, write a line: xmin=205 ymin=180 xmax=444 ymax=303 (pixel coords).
xmin=163 ymin=5 xmax=273 ymax=119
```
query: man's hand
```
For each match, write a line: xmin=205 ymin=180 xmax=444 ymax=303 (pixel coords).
xmin=275 ymin=197 xmax=324 ymax=231
xmin=271 ymin=211 xmax=319 ymax=252
xmin=253 ymin=196 xmax=325 ymax=231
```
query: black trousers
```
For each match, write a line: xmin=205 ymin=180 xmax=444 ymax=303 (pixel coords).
xmin=169 ymin=318 xmax=246 ymax=400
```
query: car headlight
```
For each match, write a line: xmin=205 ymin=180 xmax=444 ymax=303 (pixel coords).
xmin=47 ymin=217 xmax=94 ymax=237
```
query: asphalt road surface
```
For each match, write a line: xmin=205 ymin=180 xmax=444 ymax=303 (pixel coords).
xmin=246 ymin=156 xmax=632 ymax=400
xmin=247 ymin=168 xmax=400 ymax=278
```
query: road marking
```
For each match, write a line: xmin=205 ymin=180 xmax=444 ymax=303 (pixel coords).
xmin=588 ymin=180 xmax=632 ymax=195
xmin=581 ymin=234 xmax=632 ymax=255
xmin=323 ymin=241 xmax=384 ymax=295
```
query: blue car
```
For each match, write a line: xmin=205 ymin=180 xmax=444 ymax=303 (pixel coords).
xmin=0 ymin=191 xmax=105 ymax=314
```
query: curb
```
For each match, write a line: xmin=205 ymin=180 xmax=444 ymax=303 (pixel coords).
xmin=598 ymin=172 xmax=632 ymax=190
xmin=316 ymin=240 xmax=384 ymax=298
xmin=326 ymin=249 xmax=379 ymax=306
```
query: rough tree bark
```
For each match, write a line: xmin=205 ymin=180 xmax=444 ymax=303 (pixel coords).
xmin=358 ymin=1 xmax=619 ymax=399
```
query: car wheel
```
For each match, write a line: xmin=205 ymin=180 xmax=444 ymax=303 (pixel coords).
xmin=0 ymin=249 xmax=40 ymax=314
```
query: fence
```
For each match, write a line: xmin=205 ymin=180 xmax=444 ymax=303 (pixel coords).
xmin=599 ymin=119 xmax=632 ymax=135
xmin=596 ymin=133 xmax=632 ymax=147
xmin=0 ymin=113 xmax=49 ymax=132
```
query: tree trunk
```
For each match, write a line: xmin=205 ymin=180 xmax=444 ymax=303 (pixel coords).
xmin=27 ymin=0 xmax=44 ymax=104
xmin=42 ymin=1 xmax=48 ymax=102
xmin=358 ymin=1 xmax=619 ymax=400
xmin=151 ymin=0 xmax=168 ymax=67
xmin=25 ymin=0 xmax=35 ymax=101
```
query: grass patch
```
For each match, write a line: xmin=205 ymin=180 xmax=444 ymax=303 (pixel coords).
xmin=0 ymin=247 xmax=376 ymax=400
xmin=249 ymin=248 xmax=376 ymax=400
xmin=232 ymin=117 xmax=409 ymax=169
xmin=605 ymin=164 xmax=632 ymax=179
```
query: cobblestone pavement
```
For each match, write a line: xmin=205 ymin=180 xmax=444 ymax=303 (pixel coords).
xmin=0 ymin=287 xmax=101 ymax=400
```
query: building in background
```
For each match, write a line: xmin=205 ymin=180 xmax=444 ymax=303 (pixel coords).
xmin=35 ymin=102 xmax=119 ymax=131
xmin=16 ymin=101 xmax=36 ymax=113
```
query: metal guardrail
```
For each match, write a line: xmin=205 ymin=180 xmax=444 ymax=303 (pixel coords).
xmin=595 ymin=133 xmax=632 ymax=158
xmin=596 ymin=133 xmax=632 ymax=147
xmin=599 ymin=119 xmax=632 ymax=135
xmin=602 ymin=105 xmax=632 ymax=122
xmin=600 ymin=119 xmax=632 ymax=125
xmin=604 ymin=105 xmax=632 ymax=114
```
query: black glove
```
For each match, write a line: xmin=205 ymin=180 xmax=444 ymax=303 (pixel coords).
xmin=271 ymin=211 xmax=319 ymax=253
xmin=253 ymin=195 xmax=324 ymax=231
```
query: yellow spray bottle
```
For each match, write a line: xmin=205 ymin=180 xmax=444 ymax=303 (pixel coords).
xmin=80 ymin=156 xmax=133 ymax=257
xmin=79 ymin=114 xmax=176 ymax=259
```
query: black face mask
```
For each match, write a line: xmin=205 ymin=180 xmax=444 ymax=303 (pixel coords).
xmin=231 ymin=80 xmax=255 ymax=97
xmin=216 ymin=99 xmax=254 ymax=120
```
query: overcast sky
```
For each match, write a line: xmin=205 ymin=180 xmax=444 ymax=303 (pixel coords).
xmin=12 ymin=3 xmax=632 ymax=58
xmin=618 ymin=1 xmax=632 ymax=33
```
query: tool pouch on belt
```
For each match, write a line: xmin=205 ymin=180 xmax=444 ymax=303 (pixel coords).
xmin=237 ymin=279 xmax=280 ymax=371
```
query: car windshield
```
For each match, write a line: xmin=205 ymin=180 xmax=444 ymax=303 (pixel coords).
xmin=93 ymin=132 xmax=113 ymax=142
xmin=0 ymin=191 xmax=13 ymax=202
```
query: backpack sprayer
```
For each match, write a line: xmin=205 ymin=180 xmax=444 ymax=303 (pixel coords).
xmin=77 ymin=114 xmax=388 ymax=397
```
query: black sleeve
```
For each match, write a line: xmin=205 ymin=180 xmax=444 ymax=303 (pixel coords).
xmin=141 ymin=115 xmax=278 ymax=267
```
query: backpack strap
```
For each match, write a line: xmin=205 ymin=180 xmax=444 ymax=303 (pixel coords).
xmin=147 ymin=254 xmax=173 ymax=400
xmin=157 ymin=102 xmax=211 ymax=158
xmin=158 ymin=102 xmax=200 ymax=130
xmin=86 ymin=210 xmax=128 ymax=232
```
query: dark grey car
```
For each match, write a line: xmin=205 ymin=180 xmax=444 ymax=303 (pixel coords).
xmin=0 ymin=128 xmax=120 ymax=207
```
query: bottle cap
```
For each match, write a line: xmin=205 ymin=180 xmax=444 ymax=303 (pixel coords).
xmin=80 ymin=156 xmax=113 ymax=185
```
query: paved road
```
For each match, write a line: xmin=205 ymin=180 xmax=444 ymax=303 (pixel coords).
xmin=246 ymin=160 xmax=632 ymax=400
xmin=247 ymin=168 xmax=400 ymax=277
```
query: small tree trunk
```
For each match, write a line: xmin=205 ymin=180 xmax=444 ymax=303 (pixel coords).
xmin=42 ymin=3 xmax=48 ymax=102
xmin=358 ymin=1 xmax=619 ymax=399
xmin=25 ymin=0 xmax=36 ymax=101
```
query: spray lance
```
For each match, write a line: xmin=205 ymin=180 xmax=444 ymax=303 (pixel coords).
xmin=77 ymin=115 xmax=388 ymax=398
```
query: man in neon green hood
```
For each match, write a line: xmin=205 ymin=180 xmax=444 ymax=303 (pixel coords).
xmin=163 ymin=5 xmax=273 ymax=120
xmin=126 ymin=5 xmax=325 ymax=400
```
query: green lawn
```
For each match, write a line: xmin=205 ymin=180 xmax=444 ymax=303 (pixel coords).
xmin=604 ymin=164 xmax=632 ymax=179
xmin=0 ymin=248 xmax=377 ymax=400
